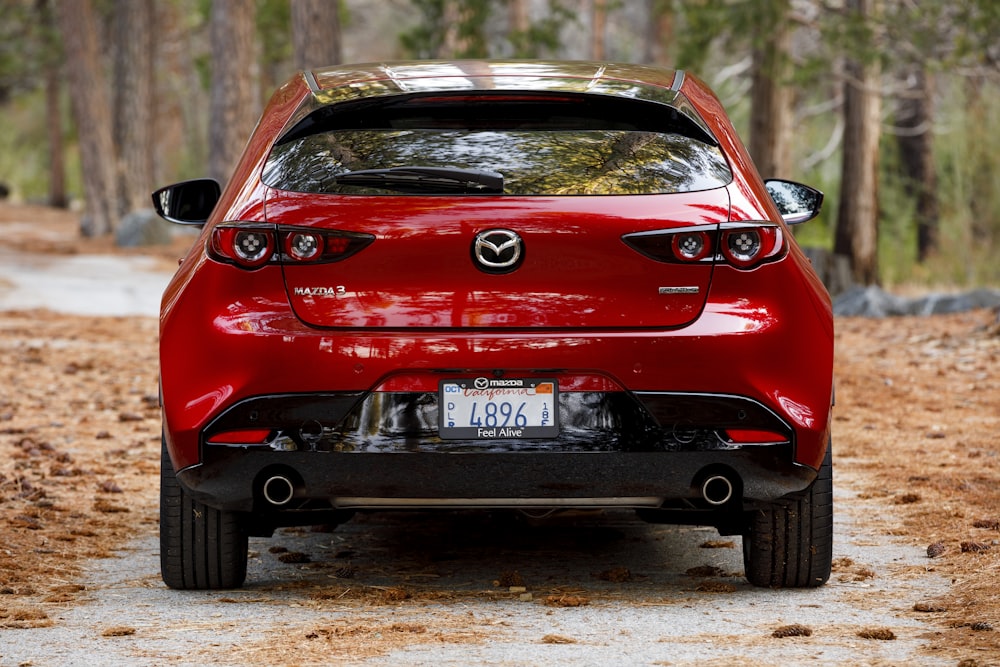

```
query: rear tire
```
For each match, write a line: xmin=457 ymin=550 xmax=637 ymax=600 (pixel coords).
xmin=160 ymin=437 xmax=248 ymax=589
xmin=742 ymin=441 xmax=833 ymax=588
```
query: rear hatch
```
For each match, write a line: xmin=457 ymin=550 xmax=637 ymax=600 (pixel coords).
xmin=261 ymin=91 xmax=733 ymax=330
xmin=269 ymin=191 xmax=726 ymax=329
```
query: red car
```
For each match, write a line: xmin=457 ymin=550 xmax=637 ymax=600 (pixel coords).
xmin=154 ymin=61 xmax=832 ymax=590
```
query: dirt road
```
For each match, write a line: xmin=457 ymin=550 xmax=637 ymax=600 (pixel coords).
xmin=0 ymin=204 xmax=997 ymax=665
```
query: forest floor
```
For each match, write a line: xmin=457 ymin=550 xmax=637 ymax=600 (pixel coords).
xmin=0 ymin=203 xmax=998 ymax=665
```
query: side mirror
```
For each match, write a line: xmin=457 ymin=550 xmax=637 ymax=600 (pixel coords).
xmin=151 ymin=179 xmax=221 ymax=225
xmin=764 ymin=179 xmax=823 ymax=225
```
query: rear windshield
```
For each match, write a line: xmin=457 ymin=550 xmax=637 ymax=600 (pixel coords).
xmin=262 ymin=93 xmax=732 ymax=196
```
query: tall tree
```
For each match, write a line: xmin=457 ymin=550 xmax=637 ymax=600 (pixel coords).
xmin=35 ymin=0 xmax=67 ymax=209
xmin=291 ymin=0 xmax=341 ymax=71
xmin=834 ymin=0 xmax=882 ymax=285
xmin=208 ymin=0 xmax=259 ymax=185
xmin=114 ymin=0 xmax=155 ymax=215
xmin=894 ymin=65 xmax=937 ymax=261
xmin=644 ymin=0 xmax=674 ymax=67
xmin=591 ymin=0 xmax=607 ymax=61
xmin=45 ymin=60 xmax=66 ymax=209
xmin=748 ymin=0 xmax=792 ymax=179
xmin=54 ymin=0 xmax=119 ymax=236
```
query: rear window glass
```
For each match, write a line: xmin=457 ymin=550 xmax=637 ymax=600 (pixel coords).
xmin=262 ymin=94 xmax=732 ymax=196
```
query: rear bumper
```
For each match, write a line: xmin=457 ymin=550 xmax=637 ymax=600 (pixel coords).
xmin=177 ymin=444 xmax=817 ymax=513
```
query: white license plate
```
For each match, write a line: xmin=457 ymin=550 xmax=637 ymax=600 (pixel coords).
xmin=439 ymin=378 xmax=559 ymax=440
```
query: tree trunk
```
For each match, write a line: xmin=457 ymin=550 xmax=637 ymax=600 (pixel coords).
xmin=54 ymin=0 xmax=119 ymax=236
xmin=834 ymin=0 xmax=882 ymax=285
xmin=591 ymin=0 xmax=607 ymax=61
xmin=39 ymin=0 xmax=67 ymax=210
xmin=151 ymin=2 xmax=198 ymax=186
xmin=208 ymin=0 xmax=260 ymax=186
xmin=509 ymin=0 xmax=529 ymax=36
xmin=644 ymin=0 xmax=674 ymax=67
xmin=748 ymin=0 xmax=792 ymax=180
xmin=114 ymin=0 xmax=155 ymax=216
xmin=895 ymin=65 xmax=938 ymax=261
xmin=291 ymin=0 xmax=342 ymax=71
xmin=45 ymin=63 xmax=67 ymax=209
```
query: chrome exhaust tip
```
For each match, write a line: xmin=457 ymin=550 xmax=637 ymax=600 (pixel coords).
xmin=701 ymin=475 xmax=734 ymax=506
xmin=262 ymin=475 xmax=295 ymax=506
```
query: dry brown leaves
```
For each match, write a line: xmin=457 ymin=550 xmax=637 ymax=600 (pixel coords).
xmin=0 ymin=309 xmax=160 ymax=602
xmin=835 ymin=311 xmax=1000 ymax=660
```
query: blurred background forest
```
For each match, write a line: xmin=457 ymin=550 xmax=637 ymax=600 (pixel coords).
xmin=0 ymin=0 xmax=998 ymax=290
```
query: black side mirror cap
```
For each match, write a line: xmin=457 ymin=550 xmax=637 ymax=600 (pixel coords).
xmin=151 ymin=179 xmax=221 ymax=226
xmin=764 ymin=179 xmax=824 ymax=225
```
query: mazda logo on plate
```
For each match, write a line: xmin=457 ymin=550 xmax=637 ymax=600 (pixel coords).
xmin=472 ymin=229 xmax=523 ymax=273
xmin=474 ymin=377 xmax=490 ymax=390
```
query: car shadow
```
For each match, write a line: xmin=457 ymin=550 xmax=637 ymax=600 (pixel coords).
xmin=243 ymin=509 xmax=748 ymax=599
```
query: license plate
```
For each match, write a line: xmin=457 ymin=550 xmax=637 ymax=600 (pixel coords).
xmin=439 ymin=378 xmax=559 ymax=440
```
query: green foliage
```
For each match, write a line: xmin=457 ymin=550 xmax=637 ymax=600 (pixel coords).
xmin=952 ymin=0 xmax=1000 ymax=67
xmin=508 ymin=2 xmax=575 ymax=59
xmin=400 ymin=0 xmax=491 ymax=59
xmin=0 ymin=0 xmax=61 ymax=103
xmin=400 ymin=0 xmax=572 ymax=60
xmin=0 ymin=88 xmax=80 ymax=202
xmin=674 ymin=0 xmax=737 ymax=72
xmin=872 ymin=78 xmax=1000 ymax=288
xmin=257 ymin=0 xmax=292 ymax=66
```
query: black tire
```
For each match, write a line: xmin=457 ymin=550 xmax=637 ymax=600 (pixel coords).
xmin=743 ymin=441 xmax=833 ymax=588
xmin=160 ymin=437 xmax=248 ymax=590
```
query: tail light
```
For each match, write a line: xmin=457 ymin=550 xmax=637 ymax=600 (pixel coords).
xmin=211 ymin=225 xmax=274 ymax=268
xmin=719 ymin=224 xmax=784 ymax=268
xmin=209 ymin=223 xmax=375 ymax=269
xmin=622 ymin=222 xmax=785 ymax=270
xmin=672 ymin=230 xmax=712 ymax=261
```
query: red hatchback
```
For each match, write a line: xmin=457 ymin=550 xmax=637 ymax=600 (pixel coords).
xmin=154 ymin=61 xmax=833 ymax=590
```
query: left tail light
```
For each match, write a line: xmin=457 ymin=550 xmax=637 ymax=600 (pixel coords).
xmin=622 ymin=222 xmax=785 ymax=270
xmin=209 ymin=223 xmax=375 ymax=269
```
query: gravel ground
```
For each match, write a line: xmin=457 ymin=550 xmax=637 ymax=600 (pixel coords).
xmin=1 ymin=203 xmax=998 ymax=666
xmin=0 ymin=503 xmax=953 ymax=666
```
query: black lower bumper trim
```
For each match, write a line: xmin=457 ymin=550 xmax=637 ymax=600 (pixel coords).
xmin=176 ymin=445 xmax=815 ymax=513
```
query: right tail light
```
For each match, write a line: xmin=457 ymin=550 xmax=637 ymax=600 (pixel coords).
xmin=623 ymin=222 xmax=786 ymax=270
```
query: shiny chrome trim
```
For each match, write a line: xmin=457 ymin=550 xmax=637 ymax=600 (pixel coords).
xmin=332 ymin=497 xmax=664 ymax=509
xmin=473 ymin=228 xmax=523 ymax=270
xmin=671 ymin=70 xmax=686 ymax=91
xmin=658 ymin=286 xmax=700 ymax=295
xmin=303 ymin=69 xmax=320 ymax=94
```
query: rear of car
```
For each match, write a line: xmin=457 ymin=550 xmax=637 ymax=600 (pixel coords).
xmin=156 ymin=61 xmax=834 ymax=591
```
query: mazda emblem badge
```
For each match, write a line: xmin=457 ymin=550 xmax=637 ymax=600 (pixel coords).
xmin=472 ymin=229 xmax=523 ymax=273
